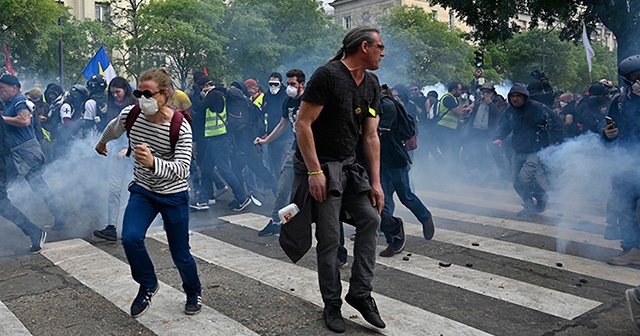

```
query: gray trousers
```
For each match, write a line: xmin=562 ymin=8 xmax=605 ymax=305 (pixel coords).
xmin=314 ymin=171 xmax=380 ymax=306
xmin=511 ymin=152 xmax=547 ymax=207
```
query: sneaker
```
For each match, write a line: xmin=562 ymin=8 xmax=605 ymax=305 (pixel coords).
xmin=380 ymin=218 xmax=406 ymax=257
xmin=338 ymin=260 xmax=348 ymax=268
xmin=207 ymin=199 xmax=217 ymax=205
xmin=213 ymin=185 xmax=230 ymax=199
xmin=131 ymin=283 xmax=159 ymax=318
xmin=345 ymin=294 xmax=385 ymax=328
xmin=93 ymin=225 xmax=117 ymax=241
xmin=535 ymin=199 xmax=547 ymax=213
xmin=30 ymin=230 xmax=46 ymax=254
xmin=231 ymin=196 xmax=252 ymax=212
xmin=189 ymin=202 xmax=210 ymax=211
xmin=422 ymin=216 xmax=435 ymax=240
xmin=323 ymin=304 xmax=345 ymax=333
xmin=625 ymin=288 xmax=640 ymax=331
xmin=607 ymin=248 xmax=640 ymax=266
xmin=250 ymin=194 xmax=263 ymax=207
xmin=516 ymin=206 xmax=536 ymax=218
xmin=604 ymin=225 xmax=621 ymax=240
xmin=258 ymin=220 xmax=281 ymax=237
xmin=185 ymin=292 xmax=202 ymax=315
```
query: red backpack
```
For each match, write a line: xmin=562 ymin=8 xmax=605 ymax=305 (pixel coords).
xmin=124 ymin=104 xmax=192 ymax=157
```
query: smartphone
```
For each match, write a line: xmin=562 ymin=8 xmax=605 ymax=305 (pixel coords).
xmin=605 ymin=116 xmax=615 ymax=125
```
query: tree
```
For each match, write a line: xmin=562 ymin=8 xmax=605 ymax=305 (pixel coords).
xmin=221 ymin=0 xmax=343 ymax=81
xmin=428 ymin=0 xmax=638 ymax=63
xmin=108 ymin=0 xmax=147 ymax=81
xmin=0 ymin=0 xmax=66 ymax=81
xmin=136 ymin=0 xmax=228 ymax=89
xmin=376 ymin=6 xmax=475 ymax=86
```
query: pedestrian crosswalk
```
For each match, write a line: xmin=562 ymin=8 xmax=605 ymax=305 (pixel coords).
xmin=0 ymin=183 xmax=638 ymax=335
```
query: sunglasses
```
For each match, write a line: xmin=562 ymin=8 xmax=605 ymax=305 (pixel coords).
xmin=268 ymin=82 xmax=281 ymax=87
xmin=133 ymin=89 xmax=161 ymax=99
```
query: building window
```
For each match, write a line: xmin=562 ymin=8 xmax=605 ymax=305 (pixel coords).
xmin=431 ymin=10 xmax=438 ymax=19
xmin=448 ymin=11 xmax=455 ymax=27
xmin=343 ymin=16 xmax=351 ymax=29
xmin=95 ymin=2 xmax=109 ymax=22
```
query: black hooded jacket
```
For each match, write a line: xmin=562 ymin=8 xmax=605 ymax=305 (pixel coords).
xmin=494 ymin=84 xmax=563 ymax=153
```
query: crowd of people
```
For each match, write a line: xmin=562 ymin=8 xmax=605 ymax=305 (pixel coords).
xmin=2 ymin=26 xmax=640 ymax=332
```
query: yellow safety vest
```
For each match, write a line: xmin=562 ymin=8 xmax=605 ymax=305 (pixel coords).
xmin=436 ymin=92 xmax=460 ymax=130
xmin=204 ymin=97 xmax=227 ymax=137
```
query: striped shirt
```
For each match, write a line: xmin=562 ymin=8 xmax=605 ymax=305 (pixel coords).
xmin=100 ymin=105 xmax=192 ymax=194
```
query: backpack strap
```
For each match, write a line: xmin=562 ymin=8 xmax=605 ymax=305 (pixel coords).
xmin=125 ymin=104 xmax=141 ymax=157
xmin=169 ymin=110 xmax=185 ymax=151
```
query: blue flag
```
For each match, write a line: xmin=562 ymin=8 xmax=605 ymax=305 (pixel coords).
xmin=82 ymin=46 xmax=117 ymax=83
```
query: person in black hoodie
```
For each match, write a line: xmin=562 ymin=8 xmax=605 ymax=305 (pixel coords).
xmin=493 ymin=83 xmax=563 ymax=217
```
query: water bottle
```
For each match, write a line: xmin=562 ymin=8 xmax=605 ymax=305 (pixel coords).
xmin=278 ymin=203 xmax=300 ymax=224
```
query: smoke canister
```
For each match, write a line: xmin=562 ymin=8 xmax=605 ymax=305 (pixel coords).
xmin=278 ymin=203 xmax=300 ymax=224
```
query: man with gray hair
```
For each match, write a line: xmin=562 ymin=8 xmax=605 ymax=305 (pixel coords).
xmin=292 ymin=26 xmax=386 ymax=333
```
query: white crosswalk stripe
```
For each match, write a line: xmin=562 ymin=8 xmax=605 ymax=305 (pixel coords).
xmin=149 ymin=229 xmax=493 ymax=336
xmin=221 ymin=213 xmax=602 ymax=320
xmin=0 ymin=182 xmax=635 ymax=335
xmin=0 ymin=300 xmax=32 ymax=336
xmin=40 ymin=239 xmax=257 ymax=336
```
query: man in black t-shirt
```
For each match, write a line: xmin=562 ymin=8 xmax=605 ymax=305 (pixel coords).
xmin=254 ymin=69 xmax=306 ymax=236
xmin=293 ymin=27 xmax=386 ymax=333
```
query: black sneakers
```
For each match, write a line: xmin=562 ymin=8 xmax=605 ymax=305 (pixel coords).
xmin=93 ymin=225 xmax=117 ymax=241
xmin=345 ymin=294 xmax=386 ymax=329
xmin=258 ymin=220 xmax=281 ymax=237
xmin=131 ymin=283 xmax=159 ymax=318
xmin=231 ymin=196 xmax=252 ymax=212
xmin=30 ymin=230 xmax=46 ymax=254
xmin=323 ymin=304 xmax=345 ymax=333
xmin=185 ymin=292 xmax=202 ymax=315
xmin=422 ymin=215 xmax=435 ymax=240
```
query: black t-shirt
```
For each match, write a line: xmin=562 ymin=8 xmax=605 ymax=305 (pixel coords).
xmin=264 ymin=89 xmax=288 ymax=133
xmin=283 ymin=96 xmax=302 ymax=148
xmin=298 ymin=60 xmax=380 ymax=163
xmin=283 ymin=96 xmax=302 ymax=126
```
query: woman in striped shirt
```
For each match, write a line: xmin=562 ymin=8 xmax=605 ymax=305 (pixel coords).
xmin=95 ymin=68 xmax=202 ymax=318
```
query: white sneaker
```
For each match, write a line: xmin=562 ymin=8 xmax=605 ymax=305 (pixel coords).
xmin=207 ymin=199 xmax=216 ymax=205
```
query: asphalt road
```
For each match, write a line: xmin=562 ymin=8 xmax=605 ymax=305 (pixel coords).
xmin=0 ymin=174 xmax=638 ymax=335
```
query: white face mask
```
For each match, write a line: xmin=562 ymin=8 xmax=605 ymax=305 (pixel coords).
xmin=268 ymin=82 xmax=281 ymax=95
xmin=559 ymin=101 xmax=568 ymax=108
xmin=286 ymin=85 xmax=298 ymax=98
xmin=632 ymin=81 xmax=640 ymax=96
xmin=139 ymin=96 xmax=159 ymax=115
xmin=461 ymin=93 xmax=468 ymax=100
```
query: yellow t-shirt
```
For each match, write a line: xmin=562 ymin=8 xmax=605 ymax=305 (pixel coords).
xmin=167 ymin=89 xmax=192 ymax=111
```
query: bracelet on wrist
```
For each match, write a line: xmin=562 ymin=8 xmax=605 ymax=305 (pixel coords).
xmin=307 ymin=170 xmax=323 ymax=175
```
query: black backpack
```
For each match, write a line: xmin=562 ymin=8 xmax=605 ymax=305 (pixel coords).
xmin=224 ymin=87 xmax=264 ymax=136
xmin=380 ymin=95 xmax=416 ymax=142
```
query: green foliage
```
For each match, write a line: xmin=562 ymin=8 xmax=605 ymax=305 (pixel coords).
xmin=136 ymin=0 xmax=228 ymax=89
xmin=482 ymin=29 xmax=618 ymax=93
xmin=376 ymin=6 xmax=475 ymax=86
xmin=428 ymin=0 xmax=640 ymax=60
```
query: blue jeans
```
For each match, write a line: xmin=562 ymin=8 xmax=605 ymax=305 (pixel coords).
xmin=511 ymin=152 xmax=547 ymax=207
xmin=381 ymin=166 xmax=432 ymax=244
xmin=121 ymin=183 xmax=201 ymax=295
xmin=200 ymin=134 xmax=246 ymax=203
xmin=609 ymin=171 xmax=640 ymax=250
xmin=270 ymin=148 xmax=295 ymax=223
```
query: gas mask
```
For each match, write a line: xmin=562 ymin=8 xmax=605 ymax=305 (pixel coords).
xmin=200 ymin=86 xmax=213 ymax=98
xmin=559 ymin=101 xmax=568 ymax=108
xmin=139 ymin=96 xmax=159 ymax=115
xmin=268 ymin=81 xmax=281 ymax=95
xmin=286 ymin=85 xmax=298 ymax=98
xmin=461 ymin=93 xmax=469 ymax=100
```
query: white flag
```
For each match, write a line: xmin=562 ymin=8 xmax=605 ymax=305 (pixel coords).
xmin=582 ymin=22 xmax=595 ymax=73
